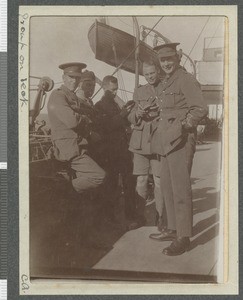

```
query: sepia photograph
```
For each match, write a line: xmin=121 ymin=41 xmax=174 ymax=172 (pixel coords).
xmin=18 ymin=5 xmax=238 ymax=295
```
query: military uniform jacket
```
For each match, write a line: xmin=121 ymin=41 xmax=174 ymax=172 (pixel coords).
xmin=47 ymin=85 xmax=91 ymax=161
xmin=127 ymin=82 xmax=162 ymax=155
xmin=151 ymin=67 xmax=208 ymax=156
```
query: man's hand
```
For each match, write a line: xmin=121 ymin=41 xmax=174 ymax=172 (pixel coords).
xmin=124 ymin=100 xmax=135 ymax=108
xmin=120 ymin=105 xmax=133 ymax=118
xmin=135 ymin=105 xmax=147 ymax=119
xmin=182 ymin=113 xmax=197 ymax=129
xmin=76 ymin=88 xmax=84 ymax=99
xmin=81 ymin=114 xmax=92 ymax=125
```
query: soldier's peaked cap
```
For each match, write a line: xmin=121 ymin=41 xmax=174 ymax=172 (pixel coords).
xmin=153 ymin=43 xmax=180 ymax=58
xmin=59 ymin=62 xmax=87 ymax=77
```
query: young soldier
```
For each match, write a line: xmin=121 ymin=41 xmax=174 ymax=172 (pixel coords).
xmin=150 ymin=43 xmax=208 ymax=255
xmin=128 ymin=60 xmax=166 ymax=229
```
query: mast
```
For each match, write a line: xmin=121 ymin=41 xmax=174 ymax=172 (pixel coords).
xmin=133 ymin=17 xmax=140 ymax=88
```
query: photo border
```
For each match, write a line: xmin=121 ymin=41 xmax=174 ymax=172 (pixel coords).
xmin=7 ymin=1 xmax=241 ymax=299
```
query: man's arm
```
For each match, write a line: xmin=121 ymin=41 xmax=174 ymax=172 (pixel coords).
xmin=48 ymin=91 xmax=81 ymax=129
xmin=181 ymin=73 xmax=208 ymax=128
xmin=127 ymin=88 xmax=147 ymax=125
xmin=48 ymin=90 xmax=91 ymax=130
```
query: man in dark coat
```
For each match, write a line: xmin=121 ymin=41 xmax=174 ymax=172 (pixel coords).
xmin=94 ymin=76 xmax=136 ymax=224
xmin=75 ymin=70 xmax=103 ymax=152
xmin=149 ymin=44 xmax=208 ymax=256
xmin=127 ymin=60 xmax=166 ymax=229
xmin=47 ymin=63 xmax=106 ymax=194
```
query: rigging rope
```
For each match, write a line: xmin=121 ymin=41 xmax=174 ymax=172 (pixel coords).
xmin=183 ymin=16 xmax=211 ymax=67
xmin=111 ymin=35 xmax=128 ymax=101
xmin=111 ymin=34 xmax=127 ymax=101
xmin=117 ymin=88 xmax=133 ymax=94
xmin=120 ymin=71 xmax=128 ymax=101
xmin=30 ymin=75 xmax=42 ymax=79
xmin=92 ymin=16 xmax=164 ymax=100
xmin=118 ymin=17 xmax=133 ymax=28
xmin=206 ymin=20 xmax=222 ymax=48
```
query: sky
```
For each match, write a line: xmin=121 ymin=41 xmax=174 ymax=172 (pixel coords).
xmin=29 ymin=15 xmax=225 ymax=112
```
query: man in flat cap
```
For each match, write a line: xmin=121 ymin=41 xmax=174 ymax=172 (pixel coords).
xmin=47 ymin=63 xmax=106 ymax=195
xmin=149 ymin=44 xmax=208 ymax=255
xmin=127 ymin=59 xmax=166 ymax=230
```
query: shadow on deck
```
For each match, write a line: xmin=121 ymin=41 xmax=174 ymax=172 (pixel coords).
xmin=30 ymin=178 xmax=219 ymax=282
xmin=30 ymin=135 xmax=221 ymax=283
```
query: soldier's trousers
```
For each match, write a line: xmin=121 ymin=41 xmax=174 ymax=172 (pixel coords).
xmin=133 ymin=153 xmax=162 ymax=217
xmin=71 ymin=153 xmax=106 ymax=194
xmin=159 ymin=134 xmax=195 ymax=237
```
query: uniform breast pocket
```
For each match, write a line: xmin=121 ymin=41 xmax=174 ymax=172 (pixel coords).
xmin=137 ymin=99 xmax=149 ymax=108
xmin=164 ymin=91 xmax=181 ymax=108
xmin=129 ymin=127 xmax=143 ymax=150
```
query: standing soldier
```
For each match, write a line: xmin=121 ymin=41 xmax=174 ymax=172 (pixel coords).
xmin=47 ymin=63 xmax=106 ymax=195
xmin=128 ymin=60 xmax=166 ymax=229
xmin=95 ymin=76 xmax=136 ymax=226
xmin=149 ymin=43 xmax=208 ymax=255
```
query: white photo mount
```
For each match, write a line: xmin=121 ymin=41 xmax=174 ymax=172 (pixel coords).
xmin=18 ymin=5 xmax=238 ymax=295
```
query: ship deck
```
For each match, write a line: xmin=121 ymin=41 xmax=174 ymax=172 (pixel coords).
xmin=30 ymin=139 xmax=221 ymax=283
